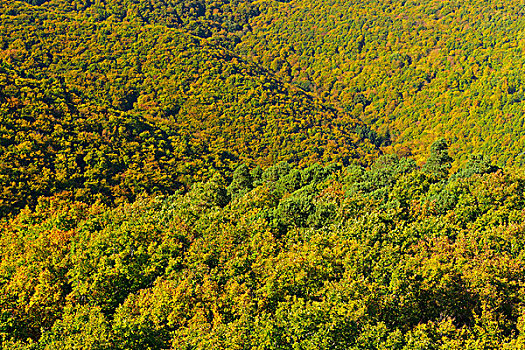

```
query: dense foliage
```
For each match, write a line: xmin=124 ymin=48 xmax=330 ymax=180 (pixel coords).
xmin=12 ymin=0 xmax=525 ymax=167
xmin=235 ymin=0 xmax=525 ymax=166
xmin=0 ymin=1 xmax=379 ymax=216
xmin=3 ymin=0 xmax=525 ymax=348
xmin=4 ymin=147 xmax=525 ymax=349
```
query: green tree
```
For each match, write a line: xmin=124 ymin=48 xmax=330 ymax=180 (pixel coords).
xmin=422 ymin=138 xmax=453 ymax=178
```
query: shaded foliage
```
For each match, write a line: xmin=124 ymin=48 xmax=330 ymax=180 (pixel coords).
xmin=0 ymin=1 xmax=378 ymax=216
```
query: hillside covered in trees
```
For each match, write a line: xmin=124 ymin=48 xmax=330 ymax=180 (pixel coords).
xmin=236 ymin=0 xmax=525 ymax=166
xmin=0 ymin=0 xmax=379 ymax=216
xmin=25 ymin=0 xmax=525 ymax=167
xmin=10 ymin=0 xmax=525 ymax=167
xmin=4 ymin=145 xmax=525 ymax=349
xmin=3 ymin=0 xmax=525 ymax=348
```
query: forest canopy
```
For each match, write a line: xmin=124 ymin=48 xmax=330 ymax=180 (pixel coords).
xmin=3 ymin=148 xmax=525 ymax=349
xmin=2 ymin=0 xmax=525 ymax=348
xmin=0 ymin=1 xmax=378 ymax=216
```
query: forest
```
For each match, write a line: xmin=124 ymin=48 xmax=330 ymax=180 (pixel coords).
xmin=4 ymin=143 xmax=525 ymax=349
xmin=2 ymin=0 xmax=525 ymax=348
